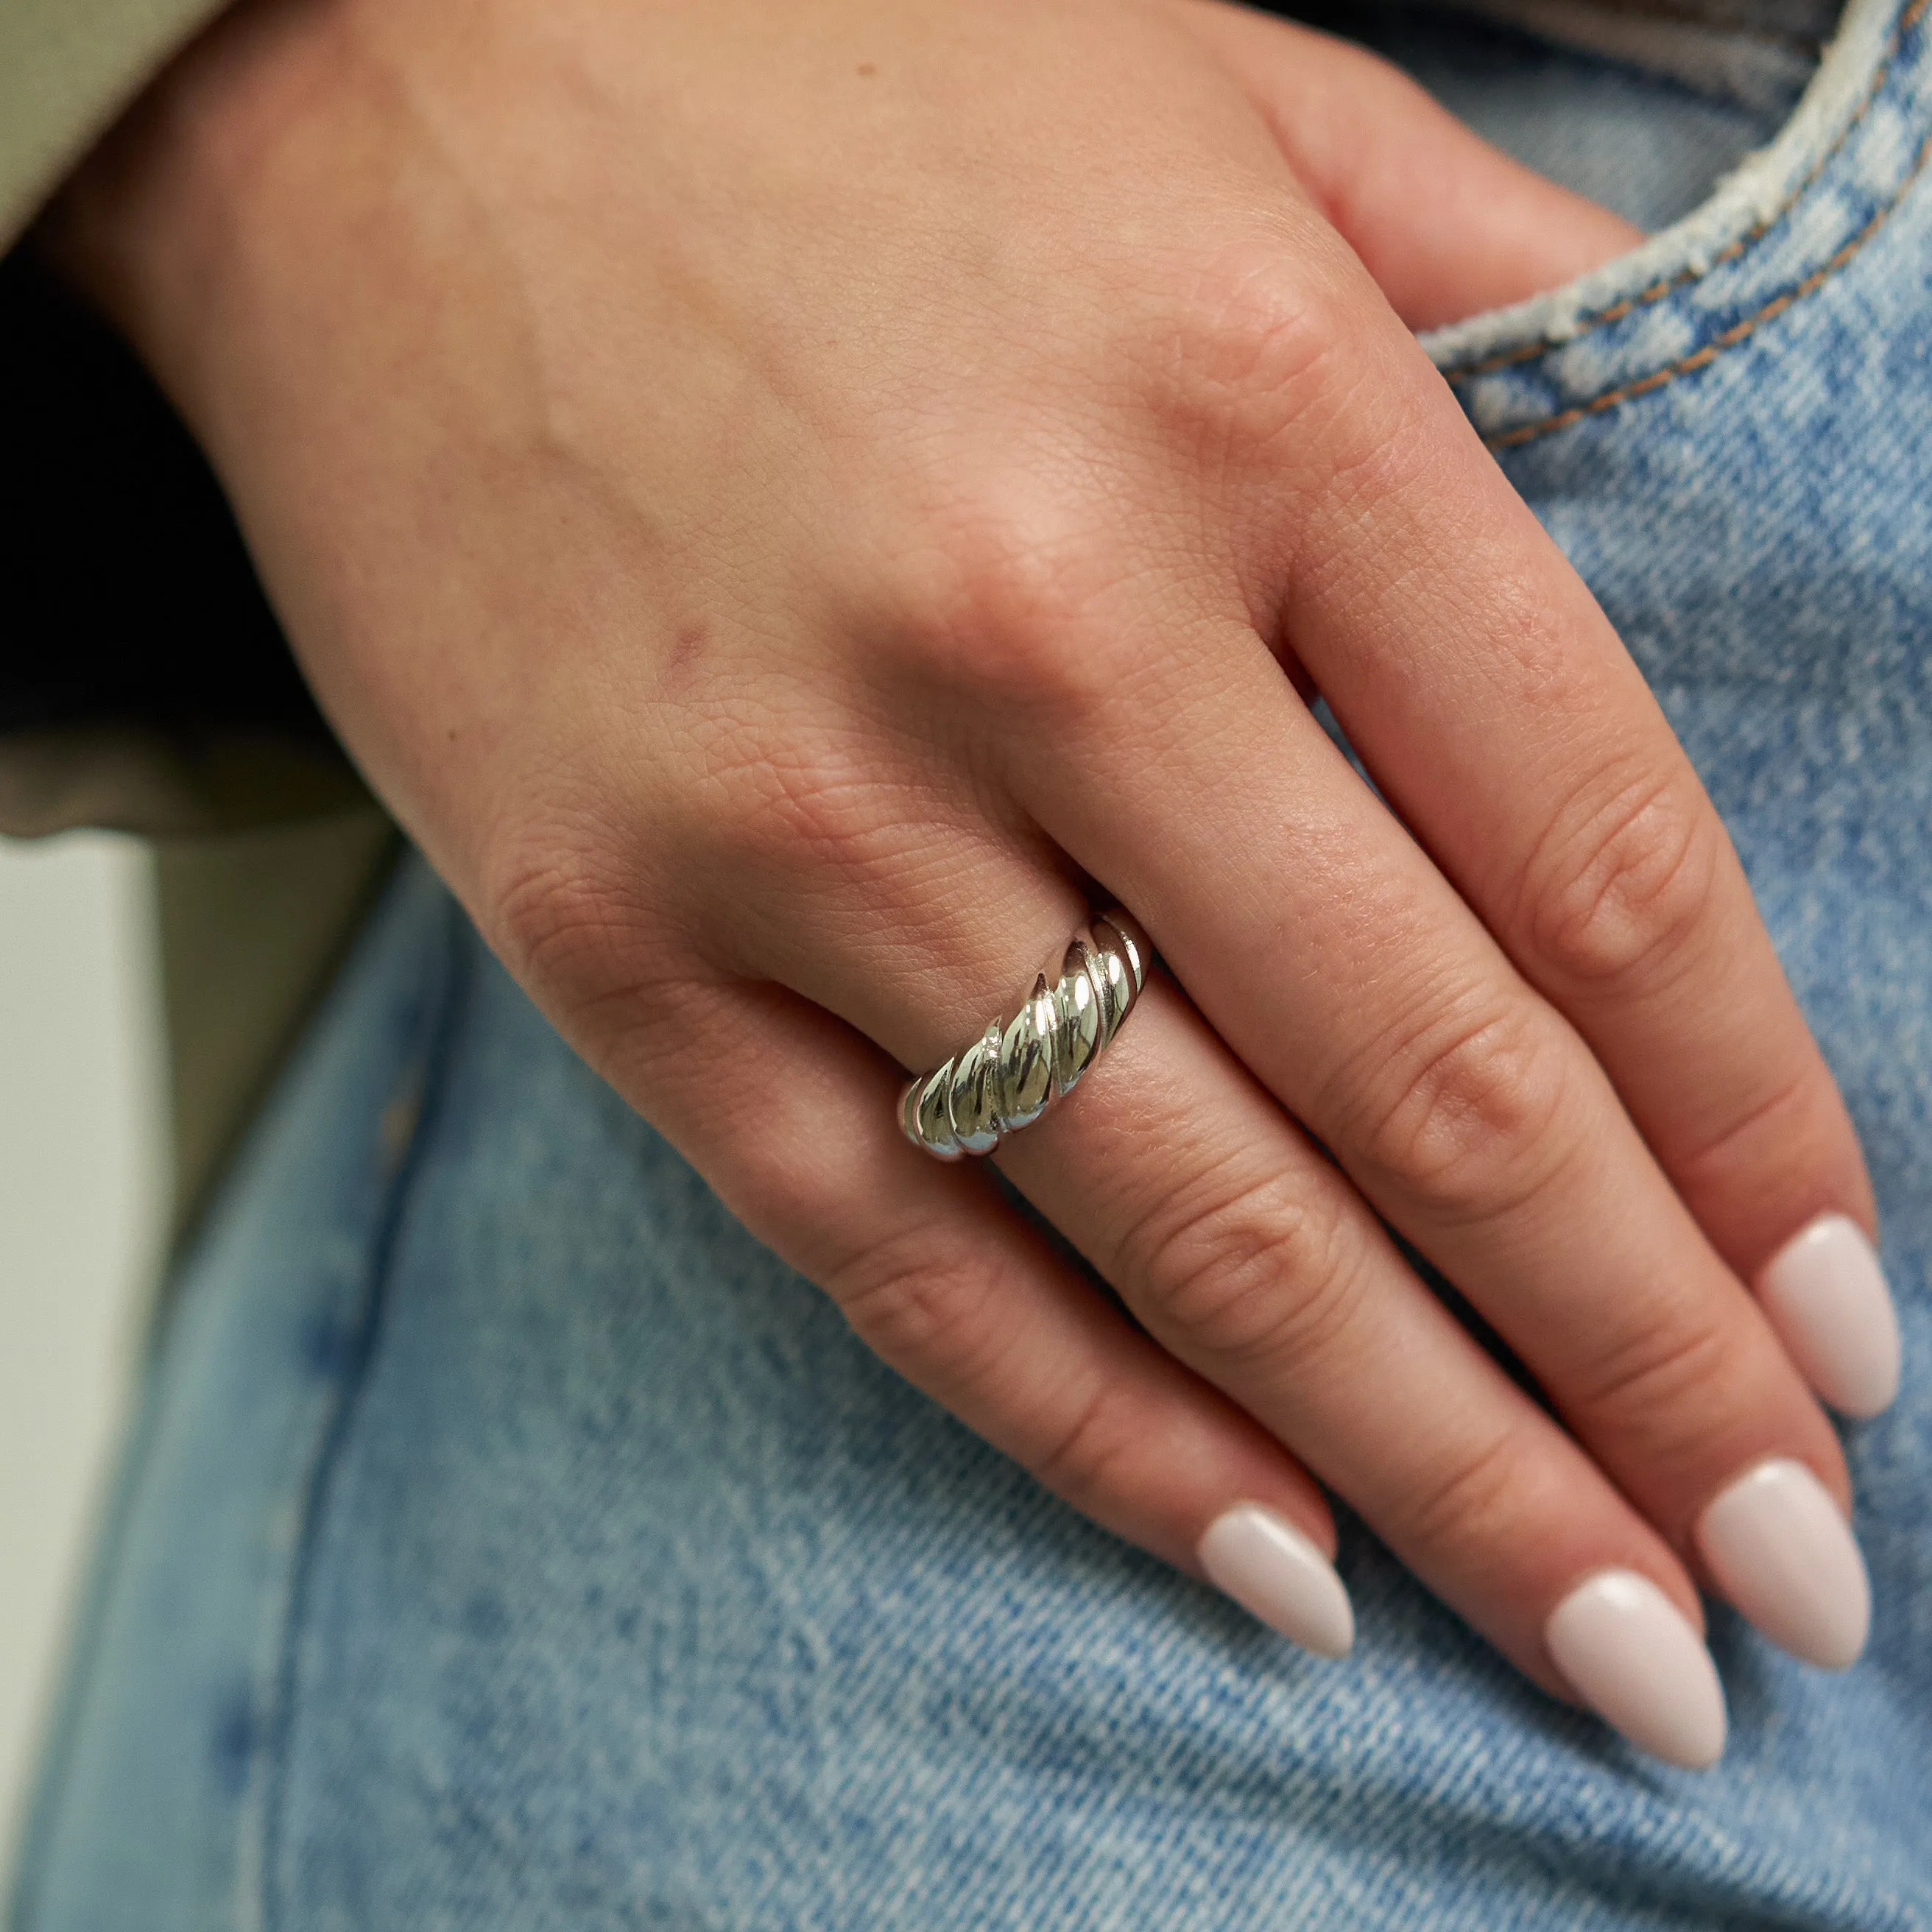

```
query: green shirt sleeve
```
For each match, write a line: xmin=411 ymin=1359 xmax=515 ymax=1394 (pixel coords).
xmin=1 ymin=0 xmax=228 ymax=250
xmin=2 ymin=0 xmax=395 ymax=1251
xmin=1 ymin=0 xmax=371 ymax=839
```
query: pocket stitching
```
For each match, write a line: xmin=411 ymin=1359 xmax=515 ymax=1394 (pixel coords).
xmin=1480 ymin=117 xmax=1932 ymax=448
xmin=1440 ymin=0 xmax=1929 ymax=384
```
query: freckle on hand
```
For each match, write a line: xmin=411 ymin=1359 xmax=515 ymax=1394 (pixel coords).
xmin=856 ymin=63 xmax=876 ymax=77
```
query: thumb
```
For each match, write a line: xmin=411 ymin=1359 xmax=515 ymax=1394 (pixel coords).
xmin=1180 ymin=0 xmax=1643 ymax=332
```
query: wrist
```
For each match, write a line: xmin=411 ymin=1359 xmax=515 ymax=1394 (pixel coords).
xmin=39 ymin=0 xmax=354 ymax=431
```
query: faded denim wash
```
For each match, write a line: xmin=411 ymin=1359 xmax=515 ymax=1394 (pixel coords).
xmin=13 ymin=0 xmax=1932 ymax=1922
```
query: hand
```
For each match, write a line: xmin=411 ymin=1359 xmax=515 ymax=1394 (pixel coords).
xmin=56 ymin=0 xmax=1897 ymax=1767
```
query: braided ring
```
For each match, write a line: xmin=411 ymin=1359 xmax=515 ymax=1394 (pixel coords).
xmin=898 ymin=909 xmax=1151 ymax=1160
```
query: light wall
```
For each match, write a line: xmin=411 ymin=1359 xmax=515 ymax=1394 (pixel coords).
xmin=0 ymin=833 xmax=166 ymax=1876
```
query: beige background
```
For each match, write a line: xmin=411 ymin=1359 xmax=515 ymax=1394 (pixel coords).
xmin=0 ymin=832 xmax=164 ymax=1879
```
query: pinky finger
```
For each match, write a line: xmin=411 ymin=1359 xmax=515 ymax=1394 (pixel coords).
xmin=616 ymin=972 xmax=1355 ymax=1660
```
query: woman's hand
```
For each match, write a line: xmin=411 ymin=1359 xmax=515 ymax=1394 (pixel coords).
xmin=57 ymin=0 xmax=1899 ymax=1766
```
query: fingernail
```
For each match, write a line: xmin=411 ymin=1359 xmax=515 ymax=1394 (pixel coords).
xmin=1758 ymin=1214 xmax=1900 ymax=1419
xmin=1545 ymin=1569 xmax=1727 ymax=1769
xmin=1199 ymin=1504 xmax=1354 ymax=1658
xmin=1696 ymin=1458 xmax=1869 ymax=1671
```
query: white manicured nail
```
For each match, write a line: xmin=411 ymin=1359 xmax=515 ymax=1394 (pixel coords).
xmin=1199 ymin=1505 xmax=1354 ymax=1658
xmin=1758 ymin=1215 xmax=1900 ymax=1418
xmin=1696 ymin=1458 xmax=1869 ymax=1670
xmin=1545 ymin=1569 xmax=1727 ymax=1769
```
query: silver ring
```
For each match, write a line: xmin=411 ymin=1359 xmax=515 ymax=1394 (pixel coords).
xmin=898 ymin=909 xmax=1152 ymax=1159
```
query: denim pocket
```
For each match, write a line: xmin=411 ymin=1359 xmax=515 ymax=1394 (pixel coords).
xmin=1424 ymin=0 xmax=1932 ymax=448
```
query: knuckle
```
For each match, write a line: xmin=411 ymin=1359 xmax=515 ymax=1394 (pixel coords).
xmin=1522 ymin=768 xmax=1724 ymax=990
xmin=1166 ymin=248 xmax=1353 ymax=420
xmin=1668 ymin=1062 xmax=1868 ymax=1249
xmin=1672 ymin=1065 xmax=1817 ymax=1191
xmin=1031 ymin=1378 xmax=1148 ymax=1514
xmin=1122 ymin=1161 xmax=1366 ymax=1375
xmin=1152 ymin=241 xmax=1431 ymax=500
xmin=886 ymin=475 xmax=1141 ymax=719
xmin=482 ymin=816 xmax=717 ymax=1090
xmin=833 ymin=1227 xmax=1006 ymax=1379
xmin=719 ymin=1129 xmax=836 ymax=1252
xmin=484 ymin=813 xmax=655 ymax=1006
xmin=1573 ymin=1305 xmax=1734 ymax=1445
xmin=1339 ymin=998 xmax=1576 ymax=1224
xmin=1398 ymin=1427 xmax=1538 ymax=1551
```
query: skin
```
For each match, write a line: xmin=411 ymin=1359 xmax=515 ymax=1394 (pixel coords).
xmin=49 ymin=0 xmax=1874 ymax=1707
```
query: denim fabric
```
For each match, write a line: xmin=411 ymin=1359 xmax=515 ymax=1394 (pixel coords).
xmin=15 ymin=0 xmax=1932 ymax=1923
xmin=1338 ymin=0 xmax=1804 ymax=228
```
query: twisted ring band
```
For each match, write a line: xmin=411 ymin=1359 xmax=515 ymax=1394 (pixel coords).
xmin=898 ymin=909 xmax=1151 ymax=1160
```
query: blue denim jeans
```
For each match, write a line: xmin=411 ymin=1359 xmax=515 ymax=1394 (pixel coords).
xmin=15 ymin=0 xmax=1932 ymax=1922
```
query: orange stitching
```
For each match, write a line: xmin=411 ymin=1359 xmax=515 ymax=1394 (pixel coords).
xmin=1482 ymin=124 xmax=1932 ymax=448
xmin=1443 ymin=0 xmax=1932 ymax=382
